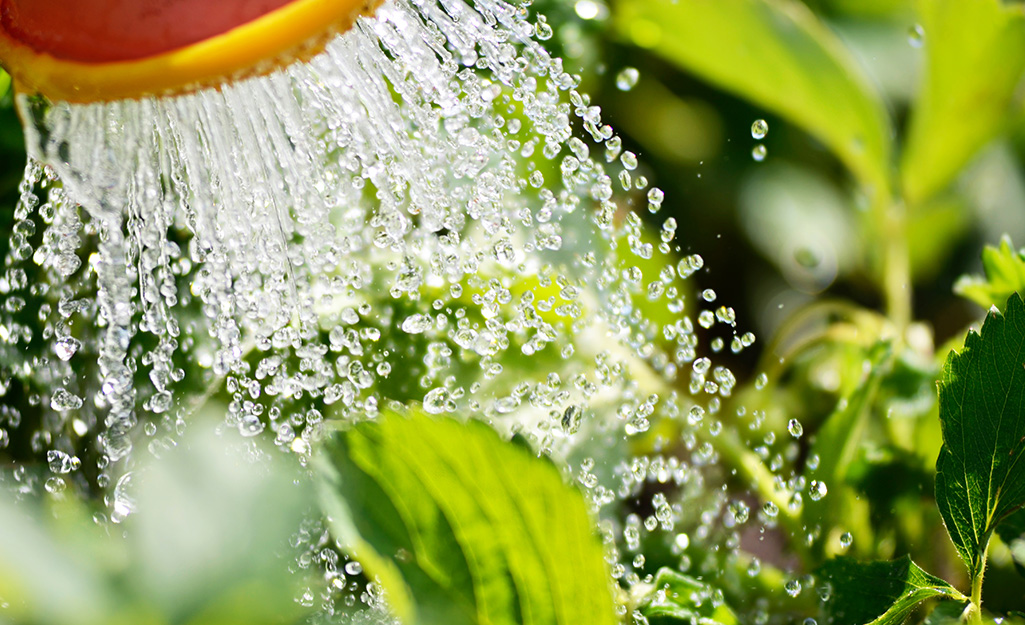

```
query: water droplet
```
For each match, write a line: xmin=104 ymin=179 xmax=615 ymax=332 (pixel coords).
xmin=424 ymin=388 xmax=456 ymax=414
xmin=839 ymin=531 xmax=853 ymax=549
xmin=239 ymin=414 xmax=265 ymax=437
xmin=401 ymin=314 xmax=432 ymax=334
xmin=677 ymin=254 xmax=704 ymax=278
xmin=809 ymin=480 xmax=827 ymax=501
xmin=688 ymin=405 xmax=705 ymax=425
xmin=44 ymin=476 xmax=67 ymax=494
xmin=784 ymin=579 xmax=802 ymax=597
xmin=787 ymin=418 xmax=803 ymax=438
xmin=908 ymin=24 xmax=925 ymax=48
xmin=746 ymin=557 xmax=761 ymax=577
xmin=751 ymin=119 xmax=769 ymax=140
xmin=674 ymin=533 xmax=690 ymax=550
xmin=344 ymin=561 xmax=363 ymax=576
xmin=112 ymin=472 xmax=137 ymax=522
xmin=616 ymin=67 xmax=640 ymax=91
xmin=53 ymin=336 xmax=81 ymax=361
xmin=534 ymin=16 xmax=553 ymax=40
xmin=50 ymin=388 xmax=83 ymax=412
xmin=574 ymin=0 xmax=605 ymax=20
xmin=562 ymin=405 xmax=583 ymax=434
xmin=47 ymin=450 xmax=79 ymax=474
xmin=752 ymin=144 xmax=767 ymax=162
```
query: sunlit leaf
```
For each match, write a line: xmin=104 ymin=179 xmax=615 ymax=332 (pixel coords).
xmin=803 ymin=342 xmax=891 ymax=531
xmin=317 ymin=409 xmax=617 ymax=625
xmin=935 ymin=293 xmax=1025 ymax=579
xmin=954 ymin=236 xmax=1025 ymax=310
xmin=615 ymin=0 xmax=892 ymax=200
xmin=819 ymin=556 xmax=967 ymax=625
xmin=900 ymin=0 xmax=1025 ymax=206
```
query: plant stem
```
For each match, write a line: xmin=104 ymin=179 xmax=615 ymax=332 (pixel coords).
xmin=881 ymin=200 xmax=911 ymax=335
xmin=967 ymin=551 xmax=987 ymax=625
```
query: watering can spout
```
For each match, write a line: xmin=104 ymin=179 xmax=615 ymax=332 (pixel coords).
xmin=0 ymin=0 xmax=381 ymax=103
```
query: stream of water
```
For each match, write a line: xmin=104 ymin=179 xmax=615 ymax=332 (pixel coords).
xmin=0 ymin=0 xmax=767 ymax=619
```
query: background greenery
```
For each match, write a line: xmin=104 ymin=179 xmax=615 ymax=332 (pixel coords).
xmin=2 ymin=0 xmax=1025 ymax=623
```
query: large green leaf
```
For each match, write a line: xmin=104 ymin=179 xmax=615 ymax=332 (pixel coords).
xmin=316 ymin=409 xmax=617 ymax=625
xmin=935 ymin=293 xmax=1025 ymax=580
xmin=954 ymin=236 xmax=1025 ymax=310
xmin=615 ymin=0 xmax=892 ymax=200
xmin=819 ymin=556 xmax=967 ymax=625
xmin=900 ymin=0 xmax=1025 ymax=207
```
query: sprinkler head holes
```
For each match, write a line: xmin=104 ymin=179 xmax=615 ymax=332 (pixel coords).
xmin=0 ymin=0 xmax=383 ymax=102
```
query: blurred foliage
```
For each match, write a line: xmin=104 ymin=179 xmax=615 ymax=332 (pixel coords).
xmin=0 ymin=410 xmax=314 ymax=625
xmin=955 ymin=236 xmax=1025 ymax=310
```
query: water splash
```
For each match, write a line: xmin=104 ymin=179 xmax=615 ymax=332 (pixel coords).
xmin=0 ymin=0 xmax=789 ymax=619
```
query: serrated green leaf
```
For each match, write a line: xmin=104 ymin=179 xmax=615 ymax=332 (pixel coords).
xmin=900 ymin=0 xmax=1025 ymax=206
xmin=638 ymin=568 xmax=739 ymax=625
xmin=936 ymin=293 xmax=1025 ymax=580
xmin=954 ymin=236 xmax=1025 ymax=310
xmin=819 ymin=556 xmax=967 ymax=625
xmin=316 ymin=409 xmax=617 ymax=625
xmin=614 ymin=0 xmax=891 ymax=200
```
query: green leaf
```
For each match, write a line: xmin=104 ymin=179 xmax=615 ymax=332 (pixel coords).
xmin=900 ymin=0 xmax=1025 ymax=206
xmin=803 ymin=341 xmax=891 ymax=553
xmin=638 ymin=568 xmax=739 ymax=624
xmin=615 ymin=0 xmax=892 ymax=200
xmin=954 ymin=236 xmax=1025 ymax=310
xmin=936 ymin=293 xmax=1025 ymax=580
xmin=316 ymin=409 xmax=617 ymax=625
xmin=808 ymin=341 xmax=892 ymax=487
xmin=819 ymin=556 xmax=967 ymax=625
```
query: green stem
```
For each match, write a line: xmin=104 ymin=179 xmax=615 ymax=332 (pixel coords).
xmin=881 ymin=200 xmax=911 ymax=335
xmin=967 ymin=551 xmax=987 ymax=625
xmin=711 ymin=428 xmax=809 ymax=560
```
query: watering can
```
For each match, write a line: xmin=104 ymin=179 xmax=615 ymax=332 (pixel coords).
xmin=0 ymin=0 xmax=380 ymax=102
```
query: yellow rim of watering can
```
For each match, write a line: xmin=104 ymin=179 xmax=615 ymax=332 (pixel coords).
xmin=0 ymin=0 xmax=383 ymax=103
